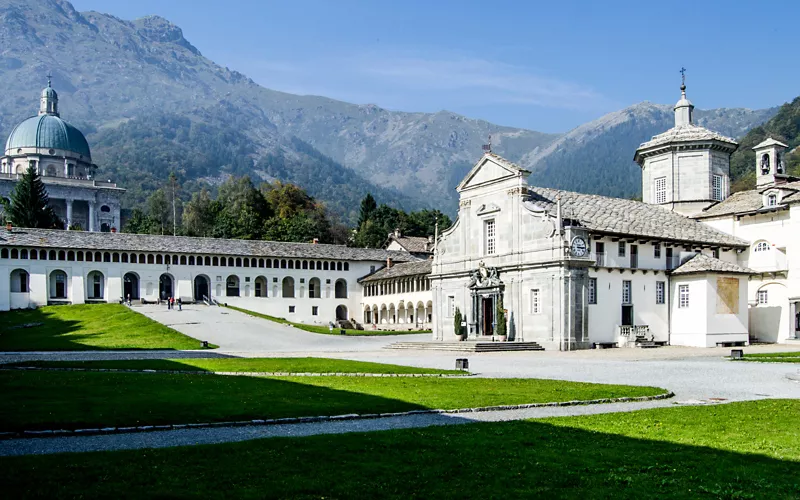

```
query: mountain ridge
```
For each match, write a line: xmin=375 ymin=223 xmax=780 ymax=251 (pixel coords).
xmin=0 ymin=0 xmax=780 ymax=219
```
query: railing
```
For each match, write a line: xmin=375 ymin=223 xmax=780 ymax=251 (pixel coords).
xmin=594 ymin=252 xmax=605 ymax=267
xmin=203 ymin=294 xmax=219 ymax=306
xmin=0 ymin=172 xmax=118 ymax=188
xmin=617 ymin=325 xmax=650 ymax=337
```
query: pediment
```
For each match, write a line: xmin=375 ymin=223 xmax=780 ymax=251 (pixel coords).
xmin=457 ymin=153 xmax=530 ymax=192
xmin=476 ymin=203 xmax=501 ymax=216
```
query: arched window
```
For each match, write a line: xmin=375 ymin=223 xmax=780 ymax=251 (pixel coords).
xmin=87 ymin=271 xmax=105 ymax=300
xmin=40 ymin=249 xmax=47 ymax=260
xmin=259 ymin=258 xmax=265 ymax=268
xmin=130 ymin=253 xmax=137 ymax=263
xmin=10 ymin=248 xmax=18 ymax=259
xmin=302 ymin=261 xmax=308 ymax=270
xmin=49 ymin=250 xmax=57 ymax=260
xmin=100 ymin=205 xmax=111 ymax=213
xmin=156 ymin=254 xmax=163 ymax=265
xmin=236 ymin=257 xmax=242 ymax=267
xmin=121 ymin=253 xmax=128 ymax=263
xmin=323 ymin=261 xmax=329 ymax=271
xmin=212 ymin=256 xmax=218 ymax=266
xmin=754 ymin=242 xmax=770 ymax=252
xmin=281 ymin=259 xmax=287 ymax=269
xmin=113 ymin=252 xmax=120 ymax=263
xmin=767 ymin=194 xmax=778 ymax=207
xmin=761 ymin=153 xmax=770 ymax=175
xmin=49 ymin=270 xmax=67 ymax=299
xmin=316 ymin=261 xmax=322 ymax=270
xmin=344 ymin=262 xmax=349 ymax=271
xmin=205 ymin=256 xmax=211 ymax=266
xmin=0 ymin=248 xmax=7 ymax=259
xmin=59 ymin=250 xmax=66 ymax=261
xmin=76 ymin=251 xmax=83 ymax=261
xmin=147 ymin=254 xmax=154 ymax=264
xmin=95 ymin=252 xmax=101 ymax=262
xmin=172 ymin=255 xmax=179 ymax=265
xmin=266 ymin=258 xmax=272 ymax=268
xmin=309 ymin=277 xmax=321 ymax=299
xmin=21 ymin=249 xmax=28 ymax=259
xmin=337 ymin=262 xmax=342 ymax=271
xmin=139 ymin=253 xmax=146 ymax=263
xmin=254 ymin=276 xmax=268 ymax=297
xmin=180 ymin=255 xmax=187 ymax=265
xmin=188 ymin=256 xmax=194 ymax=265
xmin=228 ymin=257 xmax=235 ymax=267
xmin=282 ymin=277 xmax=295 ymax=298
xmin=335 ymin=279 xmax=348 ymax=299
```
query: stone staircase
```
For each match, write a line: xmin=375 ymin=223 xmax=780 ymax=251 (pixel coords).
xmin=385 ymin=341 xmax=545 ymax=352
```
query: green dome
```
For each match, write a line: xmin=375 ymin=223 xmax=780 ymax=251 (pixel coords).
xmin=5 ymin=114 xmax=91 ymax=160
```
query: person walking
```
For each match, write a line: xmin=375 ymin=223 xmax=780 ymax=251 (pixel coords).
xmin=177 ymin=297 xmax=182 ymax=311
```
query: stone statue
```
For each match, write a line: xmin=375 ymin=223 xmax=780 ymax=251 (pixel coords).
xmin=468 ymin=262 xmax=502 ymax=288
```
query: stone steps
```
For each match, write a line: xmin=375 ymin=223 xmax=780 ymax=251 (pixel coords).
xmin=385 ymin=341 xmax=545 ymax=352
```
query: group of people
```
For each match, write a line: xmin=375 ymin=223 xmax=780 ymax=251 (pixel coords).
xmin=165 ymin=296 xmax=182 ymax=310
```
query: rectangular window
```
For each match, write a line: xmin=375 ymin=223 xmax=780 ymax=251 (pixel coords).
xmin=653 ymin=243 xmax=661 ymax=259
xmin=595 ymin=242 xmax=605 ymax=266
xmin=679 ymin=285 xmax=690 ymax=308
xmin=588 ymin=278 xmax=597 ymax=305
xmin=448 ymin=296 xmax=455 ymax=317
xmin=289 ymin=305 xmax=295 ymax=313
xmin=656 ymin=281 xmax=665 ymax=304
xmin=622 ymin=280 xmax=632 ymax=304
xmin=757 ymin=290 xmax=768 ymax=305
xmin=618 ymin=241 xmax=626 ymax=257
xmin=655 ymin=176 xmax=667 ymax=204
xmin=712 ymin=175 xmax=723 ymax=201
xmin=531 ymin=289 xmax=541 ymax=314
xmin=312 ymin=306 xmax=319 ymax=316
xmin=484 ymin=219 xmax=496 ymax=255
xmin=712 ymin=248 xmax=720 ymax=259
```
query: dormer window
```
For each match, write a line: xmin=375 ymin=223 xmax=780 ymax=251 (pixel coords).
xmin=754 ymin=241 xmax=770 ymax=252
xmin=767 ymin=194 xmax=777 ymax=207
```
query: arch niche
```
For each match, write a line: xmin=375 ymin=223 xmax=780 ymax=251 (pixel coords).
xmin=226 ymin=275 xmax=240 ymax=297
xmin=254 ymin=276 xmax=268 ymax=297
xmin=336 ymin=305 xmax=348 ymax=321
xmin=334 ymin=279 xmax=348 ymax=299
xmin=194 ymin=275 xmax=210 ymax=301
xmin=308 ymin=277 xmax=321 ymax=298
xmin=49 ymin=270 xmax=68 ymax=299
xmin=282 ymin=277 xmax=295 ymax=298
xmin=159 ymin=273 xmax=174 ymax=300
xmin=10 ymin=269 xmax=29 ymax=293
xmin=123 ymin=272 xmax=140 ymax=300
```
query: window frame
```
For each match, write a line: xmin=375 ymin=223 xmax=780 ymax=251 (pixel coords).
xmin=678 ymin=284 xmax=690 ymax=308
xmin=622 ymin=280 xmax=632 ymax=304
xmin=656 ymin=281 xmax=665 ymax=305
xmin=588 ymin=278 xmax=597 ymax=305
xmin=531 ymin=289 xmax=541 ymax=314
xmin=757 ymin=290 xmax=768 ymax=305
xmin=484 ymin=219 xmax=496 ymax=256
xmin=712 ymin=174 xmax=723 ymax=201
xmin=654 ymin=176 xmax=667 ymax=204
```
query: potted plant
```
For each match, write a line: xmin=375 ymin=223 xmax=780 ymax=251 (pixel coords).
xmin=495 ymin=299 xmax=507 ymax=341
xmin=454 ymin=307 xmax=466 ymax=341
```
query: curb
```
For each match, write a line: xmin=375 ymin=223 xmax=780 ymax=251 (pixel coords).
xmin=0 ymin=367 xmax=472 ymax=378
xmin=0 ymin=391 xmax=674 ymax=440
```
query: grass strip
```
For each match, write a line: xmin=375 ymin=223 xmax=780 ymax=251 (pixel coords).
xmin=225 ymin=304 xmax=431 ymax=336
xmin=2 ymin=400 xmax=798 ymax=498
xmin=0 ymin=371 xmax=663 ymax=432
xmin=4 ymin=357 xmax=462 ymax=375
xmin=0 ymin=304 xmax=213 ymax=351
xmin=743 ymin=351 xmax=800 ymax=358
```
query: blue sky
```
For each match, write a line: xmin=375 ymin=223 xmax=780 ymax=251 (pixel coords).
xmin=72 ymin=0 xmax=800 ymax=133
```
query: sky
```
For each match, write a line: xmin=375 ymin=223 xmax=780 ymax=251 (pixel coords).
xmin=71 ymin=0 xmax=800 ymax=133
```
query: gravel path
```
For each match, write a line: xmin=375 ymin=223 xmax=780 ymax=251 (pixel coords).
xmin=0 ymin=398 xmax=680 ymax=457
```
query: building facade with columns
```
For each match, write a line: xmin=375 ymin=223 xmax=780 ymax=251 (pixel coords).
xmin=0 ymin=80 xmax=123 ymax=232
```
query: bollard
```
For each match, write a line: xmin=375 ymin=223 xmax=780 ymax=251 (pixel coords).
xmin=340 ymin=329 xmax=346 ymax=335
xmin=455 ymin=358 xmax=469 ymax=370
xmin=201 ymin=340 xmax=209 ymax=349
xmin=730 ymin=349 xmax=744 ymax=360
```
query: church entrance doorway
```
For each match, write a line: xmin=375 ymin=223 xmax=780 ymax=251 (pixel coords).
xmin=621 ymin=305 xmax=634 ymax=326
xmin=194 ymin=275 xmax=210 ymax=301
xmin=336 ymin=305 xmax=348 ymax=321
xmin=481 ymin=297 xmax=495 ymax=336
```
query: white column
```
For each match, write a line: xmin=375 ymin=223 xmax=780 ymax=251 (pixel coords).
xmin=88 ymin=201 xmax=96 ymax=232
xmin=65 ymin=199 xmax=73 ymax=229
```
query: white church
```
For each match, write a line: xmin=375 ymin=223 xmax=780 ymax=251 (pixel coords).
xmin=1 ymin=80 xmax=798 ymax=349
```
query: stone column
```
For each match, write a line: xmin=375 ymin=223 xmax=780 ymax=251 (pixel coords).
xmin=88 ymin=201 xmax=96 ymax=232
xmin=65 ymin=199 xmax=73 ymax=229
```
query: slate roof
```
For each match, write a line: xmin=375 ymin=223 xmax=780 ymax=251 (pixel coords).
xmin=636 ymin=125 xmax=738 ymax=152
xmin=523 ymin=187 xmax=749 ymax=247
xmin=359 ymin=260 xmax=432 ymax=282
xmin=695 ymin=181 xmax=800 ymax=219
xmin=388 ymin=235 xmax=432 ymax=254
xmin=0 ymin=227 xmax=415 ymax=262
xmin=753 ymin=137 xmax=788 ymax=149
xmin=670 ymin=253 xmax=755 ymax=276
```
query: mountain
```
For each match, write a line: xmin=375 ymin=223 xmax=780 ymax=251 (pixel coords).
xmin=522 ymin=102 xmax=778 ymax=199
xmin=0 ymin=0 xmax=779 ymax=220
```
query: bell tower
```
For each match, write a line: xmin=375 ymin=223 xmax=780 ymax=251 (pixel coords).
xmin=754 ymin=137 xmax=789 ymax=188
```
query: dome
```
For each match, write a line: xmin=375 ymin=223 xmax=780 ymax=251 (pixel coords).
xmin=5 ymin=114 xmax=91 ymax=160
xmin=41 ymin=86 xmax=58 ymax=100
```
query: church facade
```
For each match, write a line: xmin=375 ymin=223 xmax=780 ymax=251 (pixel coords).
xmin=0 ymin=80 xmax=123 ymax=232
xmin=430 ymin=82 xmax=797 ymax=349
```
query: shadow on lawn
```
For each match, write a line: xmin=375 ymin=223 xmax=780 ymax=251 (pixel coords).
xmin=0 ymin=370 xmax=434 ymax=432
xmin=2 ymin=409 xmax=798 ymax=498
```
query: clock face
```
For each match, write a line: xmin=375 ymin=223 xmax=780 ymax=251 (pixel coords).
xmin=570 ymin=237 xmax=587 ymax=257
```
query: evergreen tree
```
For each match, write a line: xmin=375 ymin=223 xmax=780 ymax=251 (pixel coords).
xmin=358 ymin=193 xmax=377 ymax=227
xmin=3 ymin=168 xmax=61 ymax=229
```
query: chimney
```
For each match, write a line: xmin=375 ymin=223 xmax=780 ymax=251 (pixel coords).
xmin=5 ymin=222 xmax=11 ymax=232
xmin=386 ymin=257 xmax=393 ymax=268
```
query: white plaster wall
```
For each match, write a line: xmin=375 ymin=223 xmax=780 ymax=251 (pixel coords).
xmin=670 ymin=277 xmax=709 ymax=347
xmin=704 ymin=275 xmax=749 ymax=346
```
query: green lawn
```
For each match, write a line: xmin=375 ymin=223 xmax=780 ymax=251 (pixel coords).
xmin=0 ymin=304 xmax=212 ymax=351
xmin=2 ymin=400 xmax=798 ymax=499
xmin=742 ymin=351 xmax=800 ymax=362
xmin=226 ymin=304 xmax=431 ymax=336
xmin=0 ymin=371 xmax=663 ymax=431
xmin=5 ymin=357 xmax=462 ymax=375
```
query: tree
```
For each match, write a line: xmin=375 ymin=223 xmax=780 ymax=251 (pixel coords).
xmin=147 ymin=189 xmax=171 ymax=235
xmin=495 ymin=298 xmax=507 ymax=339
xmin=123 ymin=208 xmax=155 ymax=234
xmin=2 ymin=168 xmax=61 ymax=229
xmin=453 ymin=306 xmax=464 ymax=340
xmin=182 ymin=189 xmax=217 ymax=237
xmin=358 ymin=193 xmax=377 ymax=227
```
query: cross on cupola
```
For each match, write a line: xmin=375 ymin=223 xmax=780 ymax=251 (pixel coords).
xmin=673 ymin=67 xmax=693 ymax=127
xmin=39 ymin=72 xmax=59 ymax=116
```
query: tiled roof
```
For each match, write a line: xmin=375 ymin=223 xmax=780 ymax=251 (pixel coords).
xmin=359 ymin=260 xmax=432 ymax=282
xmin=753 ymin=137 xmax=788 ymax=150
xmin=695 ymin=182 xmax=800 ymax=219
xmin=636 ymin=125 xmax=738 ymax=151
xmin=389 ymin=235 xmax=432 ymax=254
xmin=0 ymin=227 xmax=416 ymax=262
xmin=670 ymin=253 xmax=755 ymax=275
xmin=523 ymin=187 xmax=748 ymax=247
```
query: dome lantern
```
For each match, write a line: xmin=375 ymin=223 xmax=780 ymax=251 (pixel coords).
xmin=39 ymin=74 xmax=59 ymax=116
